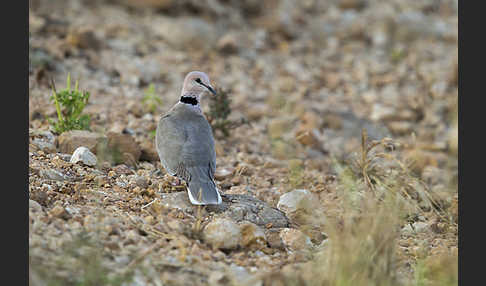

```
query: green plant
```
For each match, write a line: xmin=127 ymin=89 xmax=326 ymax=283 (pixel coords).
xmin=49 ymin=73 xmax=91 ymax=134
xmin=390 ymin=47 xmax=406 ymax=64
xmin=207 ymin=87 xmax=248 ymax=138
xmin=148 ymin=129 xmax=157 ymax=139
xmin=142 ymin=83 xmax=162 ymax=113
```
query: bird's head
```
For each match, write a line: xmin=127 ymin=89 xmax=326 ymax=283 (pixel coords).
xmin=182 ymin=71 xmax=216 ymax=97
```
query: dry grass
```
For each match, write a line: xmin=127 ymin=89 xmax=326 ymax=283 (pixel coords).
xmin=309 ymin=194 xmax=403 ymax=286
xmin=288 ymin=159 xmax=305 ymax=189
xmin=413 ymin=253 xmax=458 ymax=286
xmin=273 ymin=129 xmax=457 ymax=286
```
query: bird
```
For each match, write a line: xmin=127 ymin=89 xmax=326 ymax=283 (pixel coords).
xmin=155 ymin=71 xmax=222 ymax=205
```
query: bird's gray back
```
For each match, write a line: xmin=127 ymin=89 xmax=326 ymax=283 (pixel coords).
xmin=156 ymin=104 xmax=216 ymax=177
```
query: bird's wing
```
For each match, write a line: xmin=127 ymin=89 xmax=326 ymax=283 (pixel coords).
xmin=155 ymin=112 xmax=188 ymax=176
xmin=179 ymin=114 xmax=216 ymax=180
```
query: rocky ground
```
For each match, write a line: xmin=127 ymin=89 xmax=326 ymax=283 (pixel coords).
xmin=29 ymin=0 xmax=458 ymax=285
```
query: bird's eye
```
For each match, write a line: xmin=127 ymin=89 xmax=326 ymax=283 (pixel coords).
xmin=195 ymin=78 xmax=202 ymax=84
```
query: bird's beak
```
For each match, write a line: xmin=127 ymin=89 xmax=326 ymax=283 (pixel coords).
xmin=201 ymin=83 xmax=217 ymax=96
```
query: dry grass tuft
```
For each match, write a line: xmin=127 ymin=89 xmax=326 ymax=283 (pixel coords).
xmin=274 ymin=129 xmax=457 ymax=286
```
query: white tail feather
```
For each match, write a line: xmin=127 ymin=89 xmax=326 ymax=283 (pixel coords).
xmin=187 ymin=186 xmax=222 ymax=205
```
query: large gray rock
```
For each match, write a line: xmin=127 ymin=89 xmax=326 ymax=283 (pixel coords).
xmin=207 ymin=194 xmax=289 ymax=228
xmin=159 ymin=192 xmax=289 ymax=229
xmin=159 ymin=193 xmax=278 ymax=250
xmin=39 ymin=168 xmax=73 ymax=182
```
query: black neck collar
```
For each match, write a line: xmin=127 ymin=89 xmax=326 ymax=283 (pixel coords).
xmin=180 ymin=96 xmax=198 ymax=106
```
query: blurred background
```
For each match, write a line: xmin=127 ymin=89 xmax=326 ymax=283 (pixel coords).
xmin=29 ymin=0 xmax=458 ymax=160
xmin=29 ymin=0 xmax=458 ymax=285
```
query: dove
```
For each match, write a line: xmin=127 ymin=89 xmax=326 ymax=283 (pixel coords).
xmin=155 ymin=71 xmax=222 ymax=205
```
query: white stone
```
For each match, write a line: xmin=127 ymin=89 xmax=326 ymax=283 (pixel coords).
xmin=402 ymin=222 xmax=430 ymax=235
xmin=159 ymin=192 xmax=193 ymax=212
xmin=277 ymin=189 xmax=313 ymax=214
xmin=413 ymin=221 xmax=429 ymax=233
xmin=70 ymin=146 xmax=97 ymax=166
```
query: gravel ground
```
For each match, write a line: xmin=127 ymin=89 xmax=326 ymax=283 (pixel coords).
xmin=29 ymin=0 xmax=458 ymax=285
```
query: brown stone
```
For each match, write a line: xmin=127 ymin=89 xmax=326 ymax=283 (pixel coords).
xmin=66 ymin=28 xmax=101 ymax=50
xmin=106 ymin=132 xmax=141 ymax=165
xmin=58 ymin=130 xmax=107 ymax=155
xmin=265 ymin=229 xmax=285 ymax=249
xmin=295 ymin=128 xmax=319 ymax=147
xmin=140 ymin=140 xmax=159 ymax=162
xmin=279 ymin=228 xmax=313 ymax=252
xmin=49 ymin=205 xmax=71 ymax=220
